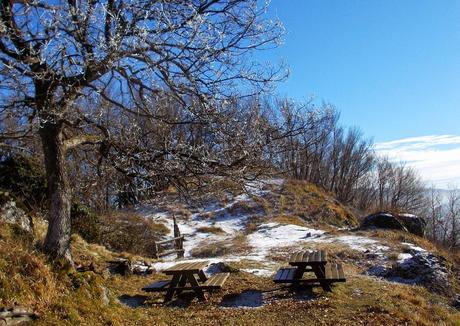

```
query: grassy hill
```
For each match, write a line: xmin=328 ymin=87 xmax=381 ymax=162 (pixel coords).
xmin=1 ymin=179 xmax=459 ymax=325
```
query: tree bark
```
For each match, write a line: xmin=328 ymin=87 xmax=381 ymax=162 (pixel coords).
xmin=39 ymin=120 xmax=73 ymax=263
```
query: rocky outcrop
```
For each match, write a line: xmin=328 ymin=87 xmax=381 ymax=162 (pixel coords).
xmin=0 ymin=306 xmax=38 ymax=325
xmin=453 ymin=295 xmax=460 ymax=309
xmin=361 ymin=212 xmax=426 ymax=236
xmin=107 ymin=259 xmax=155 ymax=276
xmin=0 ymin=201 xmax=32 ymax=233
xmin=368 ymin=249 xmax=452 ymax=296
xmin=397 ymin=213 xmax=426 ymax=236
xmin=207 ymin=262 xmax=240 ymax=274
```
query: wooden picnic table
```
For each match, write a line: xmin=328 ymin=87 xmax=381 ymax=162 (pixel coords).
xmin=143 ymin=261 xmax=230 ymax=302
xmin=273 ymin=250 xmax=345 ymax=291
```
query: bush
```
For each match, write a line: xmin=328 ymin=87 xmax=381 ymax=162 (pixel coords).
xmin=0 ymin=154 xmax=47 ymax=211
xmin=99 ymin=211 xmax=169 ymax=257
xmin=71 ymin=202 xmax=101 ymax=244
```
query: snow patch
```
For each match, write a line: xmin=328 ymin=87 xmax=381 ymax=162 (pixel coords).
xmin=247 ymin=223 xmax=325 ymax=259
xmin=397 ymin=253 xmax=413 ymax=263
xmin=401 ymin=242 xmax=426 ymax=252
xmin=241 ymin=268 xmax=274 ymax=277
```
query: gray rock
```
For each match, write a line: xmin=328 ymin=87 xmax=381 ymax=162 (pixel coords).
xmin=206 ymin=262 xmax=239 ymax=274
xmin=101 ymin=286 xmax=110 ymax=305
xmin=0 ymin=201 xmax=32 ymax=232
xmin=367 ymin=265 xmax=388 ymax=277
xmin=0 ymin=306 xmax=38 ymax=324
xmin=453 ymin=294 xmax=460 ymax=309
xmin=373 ymin=250 xmax=452 ymax=296
xmin=361 ymin=212 xmax=426 ymax=236
xmin=398 ymin=213 xmax=426 ymax=237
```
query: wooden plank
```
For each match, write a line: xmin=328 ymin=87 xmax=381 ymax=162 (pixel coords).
xmin=287 ymin=268 xmax=296 ymax=280
xmin=297 ymin=251 xmax=304 ymax=262
xmin=337 ymin=263 xmax=345 ymax=279
xmin=203 ymin=272 xmax=230 ymax=289
xmin=324 ymin=264 xmax=346 ymax=282
xmin=163 ymin=261 xmax=209 ymax=274
xmin=301 ymin=250 xmax=310 ymax=263
xmin=156 ymin=236 xmax=184 ymax=245
xmin=157 ymin=249 xmax=184 ymax=257
xmin=273 ymin=268 xmax=297 ymax=283
xmin=289 ymin=250 xmax=328 ymax=265
xmin=274 ymin=269 xmax=284 ymax=281
xmin=274 ymin=264 xmax=345 ymax=285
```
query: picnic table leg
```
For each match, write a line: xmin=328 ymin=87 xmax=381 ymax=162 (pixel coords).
xmin=312 ymin=264 xmax=331 ymax=292
xmin=174 ymin=274 xmax=188 ymax=295
xmin=197 ymin=270 xmax=208 ymax=283
xmin=164 ymin=274 xmax=181 ymax=302
xmin=186 ymin=273 xmax=206 ymax=301
xmin=293 ymin=265 xmax=306 ymax=280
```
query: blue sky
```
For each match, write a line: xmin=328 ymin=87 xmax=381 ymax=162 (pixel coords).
xmin=261 ymin=0 xmax=460 ymax=187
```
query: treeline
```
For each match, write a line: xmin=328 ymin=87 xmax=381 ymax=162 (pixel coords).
xmin=255 ymin=98 xmax=425 ymax=213
xmin=266 ymin=98 xmax=457 ymax=248
xmin=425 ymin=187 xmax=460 ymax=249
xmin=1 ymin=90 xmax=456 ymax=249
xmin=1 ymin=94 xmax=426 ymax=214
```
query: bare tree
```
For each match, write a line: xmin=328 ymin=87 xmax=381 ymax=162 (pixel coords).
xmin=445 ymin=189 xmax=460 ymax=248
xmin=374 ymin=158 xmax=425 ymax=213
xmin=425 ymin=186 xmax=443 ymax=243
xmin=0 ymin=0 xmax=285 ymax=261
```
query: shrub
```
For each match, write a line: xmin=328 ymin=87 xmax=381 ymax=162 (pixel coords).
xmin=196 ymin=226 xmax=226 ymax=234
xmin=71 ymin=202 xmax=101 ymax=244
xmin=0 ymin=154 xmax=47 ymax=211
xmin=99 ymin=211 xmax=169 ymax=257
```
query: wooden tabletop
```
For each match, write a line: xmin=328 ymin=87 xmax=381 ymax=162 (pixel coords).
xmin=289 ymin=250 xmax=327 ymax=265
xmin=163 ymin=261 xmax=209 ymax=274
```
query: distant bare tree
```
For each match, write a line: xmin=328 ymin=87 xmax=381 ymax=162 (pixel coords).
xmin=424 ymin=186 xmax=460 ymax=249
xmin=374 ymin=158 xmax=425 ymax=213
xmin=425 ymin=186 xmax=444 ymax=243
xmin=445 ymin=189 xmax=460 ymax=248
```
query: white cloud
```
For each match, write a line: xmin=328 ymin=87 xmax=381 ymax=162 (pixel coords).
xmin=375 ymin=135 xmax=460 ymax=189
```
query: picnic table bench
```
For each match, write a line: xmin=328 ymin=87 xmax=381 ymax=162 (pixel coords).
xmin=273 ymin=250 xmax=345 ymax=291
xmin=142 ymin=261 xmax=230 ymax=302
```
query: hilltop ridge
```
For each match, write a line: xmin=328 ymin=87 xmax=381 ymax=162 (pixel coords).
xmin=1 ymin=179 xmax=459 ymax=325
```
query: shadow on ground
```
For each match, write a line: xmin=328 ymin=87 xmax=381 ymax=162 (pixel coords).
xmin=220 ymin=290 xmax=264 ymax=308
xmin=118 ymin=295 xmax=150 ymax=308
xmin=219 ymin=286 xmax=317 ymax=309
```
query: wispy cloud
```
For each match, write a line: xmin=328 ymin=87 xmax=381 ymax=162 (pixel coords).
xmin=375 ymin=135 xmax=460 ymax=189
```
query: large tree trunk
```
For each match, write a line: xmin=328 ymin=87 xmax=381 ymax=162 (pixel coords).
xmin=39 ymin=121 xmax=73 ymax=263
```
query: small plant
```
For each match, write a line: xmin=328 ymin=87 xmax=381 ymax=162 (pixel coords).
xmin=196 ymin=226 xmax=226 ymax=234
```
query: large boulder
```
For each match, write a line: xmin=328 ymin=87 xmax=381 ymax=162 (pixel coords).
xmin=384 ymin=251 xmax=451 ymax=296
xmin=361 ymin=212 xmax=425 ymax=236
xmin=398 ymin=213 xmax=426 ymax=237
xmin=367 ymin=244 xmax=453 ymax=296
xmin=0 ymin=200 xmax=32 ymax=232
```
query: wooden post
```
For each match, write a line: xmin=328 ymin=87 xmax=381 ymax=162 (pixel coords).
xmin=173 ymin=216 xmax=184 ymax=258
xmin=173 ymin=215 xmax=180 ymax=238
xmin=152 ymin=242 xmax=159 ymax=259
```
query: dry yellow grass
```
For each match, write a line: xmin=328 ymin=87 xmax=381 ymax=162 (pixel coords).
xmin=269 ymin=214 xmax=308 ymax=227
xmin=2 ymin=221 xmax=460 ymax=326
xmin=196 ymin=226 xmax=226 ymax=234
xmin=251 ymin=179 xmax=358 ymax=228
xmin=190 ymin=234 xmax=251 ymax=258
